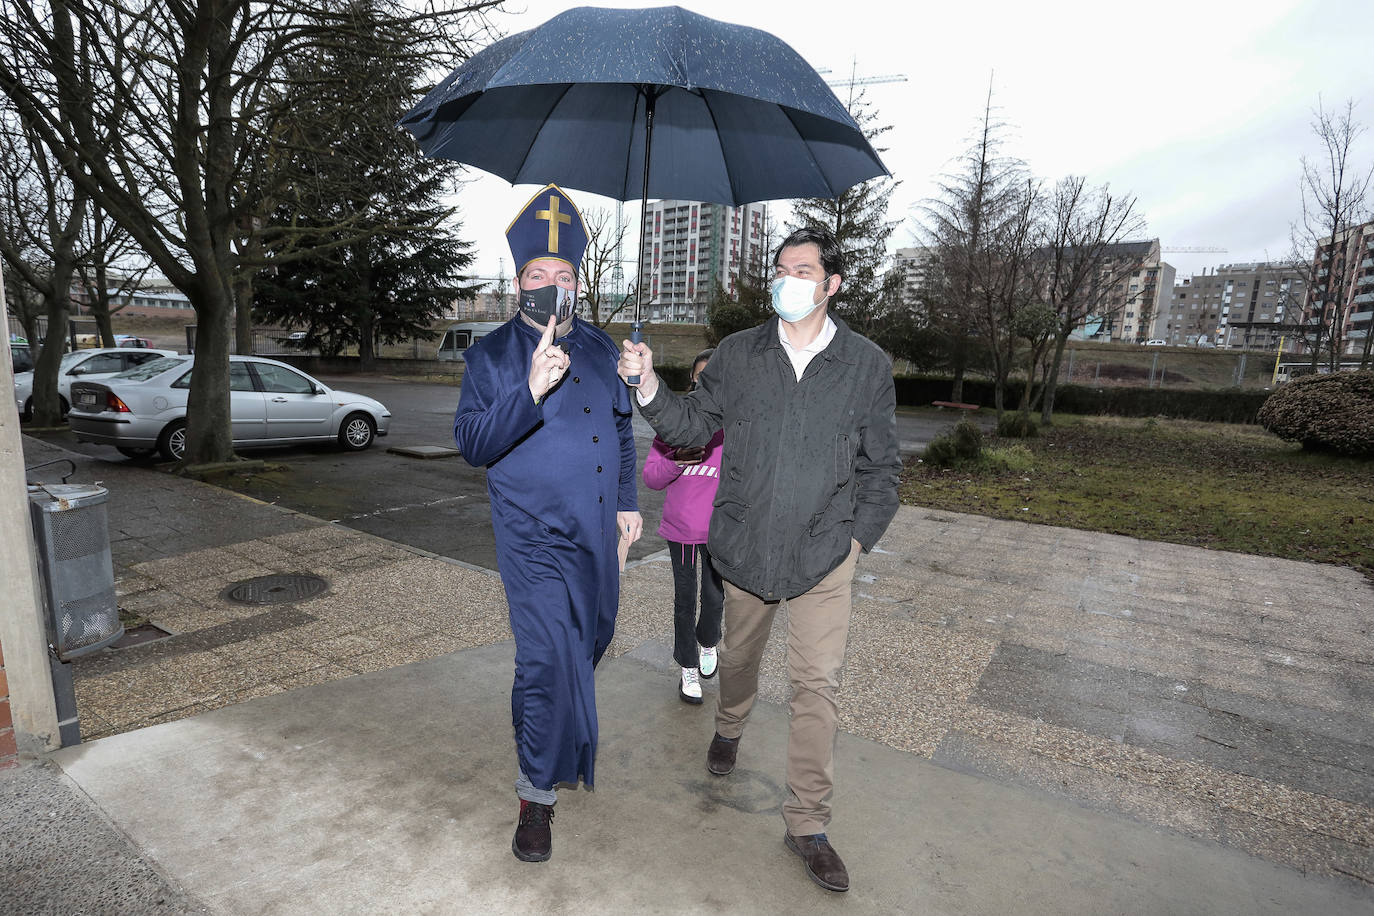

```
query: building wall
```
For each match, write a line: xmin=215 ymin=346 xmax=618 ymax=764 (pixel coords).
xmin=894 ymin=246 xmax=933 ymax=307
xmin=1301 ymin=219 xmax=1374 ymax=356
xmin=639 ymin=199 xmax=768 ymax=324
xmin=1158 ymin=263 xmax=1307 ymax=349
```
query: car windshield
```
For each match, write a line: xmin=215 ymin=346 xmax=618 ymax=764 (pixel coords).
xmin=115 ymin=356 xmax=188 ymax=381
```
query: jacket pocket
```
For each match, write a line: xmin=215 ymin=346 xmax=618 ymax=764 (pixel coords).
xmin=709 ymin=498 xmax=750 ymax=570
xmin=835 ymin=433 xmax=853 ymax=489
xmin=724 ymin=418 xmax=752 ymax=483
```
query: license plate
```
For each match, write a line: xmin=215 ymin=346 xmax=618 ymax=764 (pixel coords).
xmin=76 ymin=391 xmax=97 ymax=408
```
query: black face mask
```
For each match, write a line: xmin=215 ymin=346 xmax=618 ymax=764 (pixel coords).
xmin=519 ymin=284 xmax=576 ymax=326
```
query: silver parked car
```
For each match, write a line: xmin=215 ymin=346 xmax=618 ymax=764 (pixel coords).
xmin=67 ymin=355 xmax=391 ymax=460
xmin=15 ymin=346 xmax=178 ymax=419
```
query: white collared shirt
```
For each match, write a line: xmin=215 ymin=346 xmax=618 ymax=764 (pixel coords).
xmin=778 ymin=314 xmax=836 ymax=381
xmin=636 ymin=314 xmax=836 ymax=406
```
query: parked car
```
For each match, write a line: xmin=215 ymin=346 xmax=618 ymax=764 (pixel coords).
xmin=67 ymin=354 xmax=391 ymax=461
xmin=114 ymin=335 xmax=154 ymax=348
xmin=11 ymin=341 xmax=34 ymax=375
xmin=15 ymin=346 xmax=177 ymax=419
xmin=1144 ymin=339 xmax=1167 ymax=346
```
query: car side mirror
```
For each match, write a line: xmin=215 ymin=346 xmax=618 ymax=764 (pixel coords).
xmin=313 ymin=384 xmax=326 ymax=395
xmin=67 ymin=366 xmax=85 ymax=376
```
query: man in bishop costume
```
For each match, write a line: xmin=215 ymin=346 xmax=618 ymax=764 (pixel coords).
xmin=453 ymin=184 xmax=643 ymax=863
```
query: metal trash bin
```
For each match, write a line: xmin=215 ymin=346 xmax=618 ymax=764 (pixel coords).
xmin=27 ymin=483 xmax=123 ymax=659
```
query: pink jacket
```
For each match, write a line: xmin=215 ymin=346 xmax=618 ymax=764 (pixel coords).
xmin=642 ymin=429 xmax=725 ymax=545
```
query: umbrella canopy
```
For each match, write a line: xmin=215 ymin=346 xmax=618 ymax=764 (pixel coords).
xmin=399 ymin=5 xmax=887 ymax=207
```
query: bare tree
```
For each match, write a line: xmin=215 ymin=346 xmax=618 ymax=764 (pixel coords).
xmin=578 ymin=206 xmax=635 ymax=327
xmin=0 ymin=108 xmax=87 ymax=424
xmin=0 ymin=0 xmax=499 ymax=463
xmin=1287 ymin=98 xmax=1372 ymax=371
xmin=1037 ymin=177 xmax=1147 ymax=422
xmin=74 ymin=199 xmax=152 ymax=346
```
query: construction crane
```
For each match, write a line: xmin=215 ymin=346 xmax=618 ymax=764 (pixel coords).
xmin=1162 ymin=246 xmax=1228 ymax=253
xmin=818 ymin=60 xmax=907 ymax=108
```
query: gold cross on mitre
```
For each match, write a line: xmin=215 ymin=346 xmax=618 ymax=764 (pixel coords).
xmin=535 ymin=195 xmax=573 ymax=253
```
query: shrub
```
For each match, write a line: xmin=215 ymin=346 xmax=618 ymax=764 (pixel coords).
xmin=984 ymin=443 xmax=1035 ymax=473
xmin=1257 ymin=370 xmax=1374 ymax=457
xmin=997 ymin=412 xmax=1038 ymax=438
xmin=923 ymin=418 xmax=984 ymax=468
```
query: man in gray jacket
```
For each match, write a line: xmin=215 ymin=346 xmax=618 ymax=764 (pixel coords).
xmin=617 ymin=226 xmax=900 ymax=894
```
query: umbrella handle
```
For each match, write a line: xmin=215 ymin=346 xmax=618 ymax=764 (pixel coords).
xmin=628 ymin=321 xmax=643 ymax=386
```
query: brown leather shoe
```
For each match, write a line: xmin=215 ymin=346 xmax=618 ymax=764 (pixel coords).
xmin=706 ymin=732 xmax=739 ymax=776
xmin=784 ymin=832 xmax=849 ymax=892
xmin=512 ymin=800 xmax=554 ymax=862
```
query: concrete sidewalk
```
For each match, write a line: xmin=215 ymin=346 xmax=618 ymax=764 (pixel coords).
xmin=5 ymin=433 xmax=1373 ymax=913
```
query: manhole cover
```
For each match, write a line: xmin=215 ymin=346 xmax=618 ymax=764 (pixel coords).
xmin=223 ymin=574 xmax=329 ymax=606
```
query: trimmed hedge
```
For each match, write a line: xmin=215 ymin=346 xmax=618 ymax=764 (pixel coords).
xmin=1257 ymin=370 xmax=1374 ymax=457
xmin=894 ymin=375 xmax=1271 ymax=424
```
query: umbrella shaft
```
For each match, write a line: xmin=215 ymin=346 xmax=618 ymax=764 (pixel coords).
xmin=633 ymin=89 xmax=658 ymax=331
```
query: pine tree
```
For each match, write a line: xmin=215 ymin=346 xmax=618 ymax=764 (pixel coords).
xmin=254 ymin=1 xmax=476 ymax=369
xmin=788 ymin=92 xmax=901 ymax=339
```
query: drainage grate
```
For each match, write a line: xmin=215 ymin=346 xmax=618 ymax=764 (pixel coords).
xmin=222 ymin=574 xmax=329 ymax=606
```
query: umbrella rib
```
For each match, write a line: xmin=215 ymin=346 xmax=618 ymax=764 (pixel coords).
xmin=510 ymin=83 xmax=577 ymax=186
xmin=779 ymin=104 xmax=833 ymax=199
xmin=698 ymin=89 xmax=738 ymax=206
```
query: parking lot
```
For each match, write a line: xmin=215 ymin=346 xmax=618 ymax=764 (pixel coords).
xmin=32 ymin=373 xmax=973 ymax=570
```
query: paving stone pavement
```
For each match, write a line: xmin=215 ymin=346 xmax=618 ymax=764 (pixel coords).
xmin=13 ymin=434 xmax=1374 ymax=902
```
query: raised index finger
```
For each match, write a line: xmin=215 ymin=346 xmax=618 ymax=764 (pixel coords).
xmin=538 ymin=314 xmax=556 ymax=350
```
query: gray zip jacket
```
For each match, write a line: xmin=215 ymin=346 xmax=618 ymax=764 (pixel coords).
xmin=638 ymin=315 xmax=901 ymax=601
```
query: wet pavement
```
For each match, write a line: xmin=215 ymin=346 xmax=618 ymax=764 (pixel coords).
xmin=7 ymin=391 xmax=1373 ymax=911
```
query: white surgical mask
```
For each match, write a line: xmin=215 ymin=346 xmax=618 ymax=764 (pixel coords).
xmin=770 ymin=275 xmax=825 ymax=323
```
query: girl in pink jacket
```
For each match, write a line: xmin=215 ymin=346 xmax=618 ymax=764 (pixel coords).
xmin=642 ymin=349 xmax=724 ymax=704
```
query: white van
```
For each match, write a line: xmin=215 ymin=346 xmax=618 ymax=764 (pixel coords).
xmin=437 ymin=321 xmax=503 ymax=362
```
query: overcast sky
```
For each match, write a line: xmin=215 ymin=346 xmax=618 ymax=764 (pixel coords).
xmin=437 ymin=0 xmax=1373 ymax=288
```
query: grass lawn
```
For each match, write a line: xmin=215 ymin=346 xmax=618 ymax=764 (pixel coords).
xmin=900 ymin=415 xmax=1374 ymax=579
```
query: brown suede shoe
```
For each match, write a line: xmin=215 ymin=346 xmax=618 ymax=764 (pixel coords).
xmin=784 ymin=832 xmax=849 ymax=892
xmin=512 ymin=800 xmax=554 ymax=862
xmin=706 ymin=732 xmax=740 ymax=776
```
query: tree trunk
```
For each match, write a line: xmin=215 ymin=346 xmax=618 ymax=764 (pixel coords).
xmin=182 ymin=277 xmax=236 ymax=464
xmin=30 ymin=297 xmax=69 ymax=426
xmin=234 ymin=266 xmax=254 ymax=356
xmin=359 ymin=312 xmax=376 ymax=373
xmin=1041 ymin=333 xmax=1070 ymax=425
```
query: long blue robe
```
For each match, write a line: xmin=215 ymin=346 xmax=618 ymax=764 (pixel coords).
xmin=453 ymin=316 xmax=637 ymax=791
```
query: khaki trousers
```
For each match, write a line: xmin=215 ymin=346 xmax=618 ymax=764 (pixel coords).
xmin=715 ymin=541 xmax=860 ymax=836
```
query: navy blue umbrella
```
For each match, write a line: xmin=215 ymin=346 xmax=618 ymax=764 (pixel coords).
xmin=400 ymin=4 xmax=888 ymax=358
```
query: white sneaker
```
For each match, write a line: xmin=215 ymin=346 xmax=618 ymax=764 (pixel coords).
xmin=698 ymin=644 xmax=719 ymax=679
xmin=679 ymin=667 xmax=703 ymax=704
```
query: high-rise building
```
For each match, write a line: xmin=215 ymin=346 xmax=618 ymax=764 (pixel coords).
xmin=893 ymin=246 xmax=934 ymax=306
xmin=638 ymin=199 xmax=769 ymax=324
xmin=1300 ymin=219 xmax=1374 ymax=358
xmin=1061 ymin=239 xmax=1173 ymax=342
xmin=1157 ymin=263 xmax=1306 ymax=349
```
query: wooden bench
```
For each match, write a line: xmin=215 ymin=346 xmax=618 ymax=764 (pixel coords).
xmin=931 ymin=400 xmax=980 ymax=412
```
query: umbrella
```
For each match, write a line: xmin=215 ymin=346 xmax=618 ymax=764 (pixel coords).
xmin=400 ymin=4 xmax=888 ymax=368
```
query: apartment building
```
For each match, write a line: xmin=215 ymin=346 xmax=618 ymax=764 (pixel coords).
xmin=638 ymin=199 xmax=769 ymax=323
xmin=893 ymin=246 xmax=934 ymax=306
xmin=1063 ymin=239 xmax=1173 ymax=342
xmin=1301 ymin=219 xmax=1374 ymax=357
xmin=1156 ymin=263 xmax=1306 ymax=349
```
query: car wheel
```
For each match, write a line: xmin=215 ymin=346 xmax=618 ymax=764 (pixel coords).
xmin=338 ymin=412 xmax=376 ymax=451
xmin=116 ymin=446 xmax=156 ymax=459
xmin=157 ymin=419 xmax=188 ymax=462
xmin=59 ymin=394 xmax=69 ymax=418
xmin=22 ymin=397 xmax=32 ymax=421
